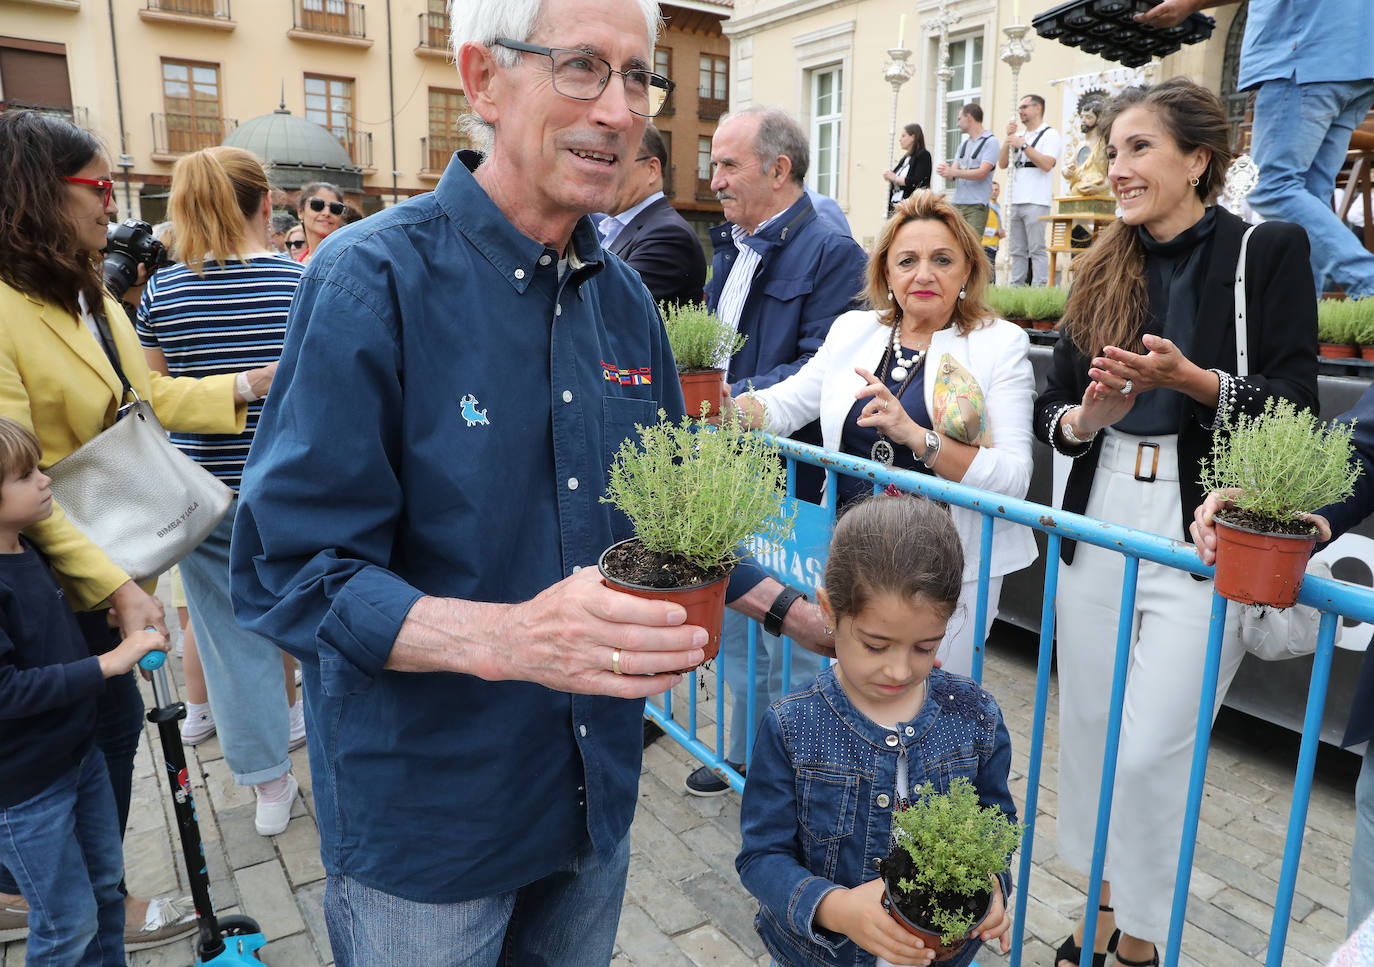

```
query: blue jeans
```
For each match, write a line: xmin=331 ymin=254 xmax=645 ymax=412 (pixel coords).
xmin=1351 ymin=743 xmax=1374 ymax=934
xmin=720 ymin=610 xmax=827 ymax=765
xmin=0 ymin=749 xmax=126 ymax=967
xmin=323 ymin=832 xmax=630 ymax=967
xmin=1248 ymin=77 xmax=1374 ymax=299
xmin=178 ymin=498 xmax=292 ymax=785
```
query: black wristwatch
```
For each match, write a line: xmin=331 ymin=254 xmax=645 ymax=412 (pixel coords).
xmin=764 ymin=586 xmax=807 ymax=638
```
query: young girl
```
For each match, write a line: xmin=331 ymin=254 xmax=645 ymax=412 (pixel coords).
xmin=736 ymin=494 xmax=1017 ymax=967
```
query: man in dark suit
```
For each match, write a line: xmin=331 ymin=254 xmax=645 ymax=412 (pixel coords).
xmin=1194 ymin=384 xmax=1374 ymax=935
xmin=598 ymin=124 xmax=706 ymax=307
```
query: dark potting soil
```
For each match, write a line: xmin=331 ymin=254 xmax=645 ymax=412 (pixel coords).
xmin=883 ymin=848 xmax=990 ymax=945
xmin=603 ymin=540 xmax=729 ymax=589
xmin=1215 ymin=509 xmax=1319 ymax=537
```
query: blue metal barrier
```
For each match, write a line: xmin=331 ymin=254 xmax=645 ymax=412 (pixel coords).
xmin=641 ymin=433 xmax=1371 ymax=966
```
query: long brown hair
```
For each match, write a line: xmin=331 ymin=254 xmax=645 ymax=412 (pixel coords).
xmin=863 ymin=189 xmax=991 ymax=336
xmin=824 ymin=494 xmax=963 ymax=621
xmin=1062 ymin=77 xmax=1233 ymax=358
xmin=169 ymin=146 xmax=271 ymax=276
xmin=0 ymin=111 xmax=107 ymax=317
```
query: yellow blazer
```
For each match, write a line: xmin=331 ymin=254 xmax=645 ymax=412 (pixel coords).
xmin=0 ymin=281 xmax=246 ymax=609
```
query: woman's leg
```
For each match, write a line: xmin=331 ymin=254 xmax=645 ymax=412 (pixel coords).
xmin=938 ymin=575 xmax=1004 ymax=679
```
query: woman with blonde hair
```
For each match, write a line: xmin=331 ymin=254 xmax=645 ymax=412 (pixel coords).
xmin=731 ymin=188 xmax=1037 ymax=675
xmin=136 ymin=144 xmax=303 ymax=838
xmin=1033 ymin=78 xmax=1318 ymax=967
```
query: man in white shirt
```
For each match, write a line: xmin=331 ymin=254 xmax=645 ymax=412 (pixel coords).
xmin=998 ymin=94 xmax=1061 ymax=286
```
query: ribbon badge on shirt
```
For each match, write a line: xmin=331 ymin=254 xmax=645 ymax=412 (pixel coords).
xmin=459 ymin=394 xmax=490 ymax=427
xmin=600 ymin=360 xmax=652 ymax=386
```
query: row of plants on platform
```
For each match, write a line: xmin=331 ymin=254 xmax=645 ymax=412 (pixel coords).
xmin=985 ymin=286 xmax=1069 ymax=328
xmin=1316 ymin=297 xmax=1374 ymax=358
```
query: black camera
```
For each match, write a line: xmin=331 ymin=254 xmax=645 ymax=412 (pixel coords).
xmin=103 ymin=219 xmax=172 ymax=298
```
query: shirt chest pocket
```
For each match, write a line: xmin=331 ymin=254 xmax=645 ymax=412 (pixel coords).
xmin=797 ymin=768 xmax=858 ymax=844
xmin=602 ymin=395 xmax=658 ymax=541
xmin=760 ymin=275 xmax=814 ymax=308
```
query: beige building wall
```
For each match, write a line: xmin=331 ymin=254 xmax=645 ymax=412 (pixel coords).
xmin=725 ymin=0 xmax=1242 ymax=249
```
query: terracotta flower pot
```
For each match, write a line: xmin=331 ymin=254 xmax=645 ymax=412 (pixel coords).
xmin=1213 ymin=517 xmax=1318 ymax=608
xmin=598 ymin=540 xmax=730 ymax=666
xmin=881 ymin=877 xmax=990 ymax=964
xmin=1030 ymin=318 xmax=1058 ymax=331
xmin=1319 ymin=342 xmax=1358 ymax=359
xmin=1361 ymin=346 xmax=1374 ymax=362
xmin=678 ymin=369 xmax=726 ymax=420
xmin=1005 ymin=317 xmax=1032 ymax=329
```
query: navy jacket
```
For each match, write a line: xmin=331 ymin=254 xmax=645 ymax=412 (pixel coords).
xmin=704 ymin=193 xmax=867 ymax=395
xmin=608 ymin=195 xmax=707 ymax=308
xmin=1315 ymin=383 xmax=1374 ymax=747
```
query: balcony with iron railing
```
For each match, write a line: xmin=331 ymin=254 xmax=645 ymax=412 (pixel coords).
xmin=420 ymin=134 xmax=469 ymax=178
xmin=662 ymin=164 xmax=675 ymax=200
xmin=288 ymin=0 xmax=372 ymax=47
xmin=696 ymin=173 xmax=715 ymax=202
xmin=140 ymin=0 xmax=234 ymax=29
xmin=416 ymin=10 xmax=449 ymax=58
xmin=151 ymin=112 xmax=237 ymax=160
xmin=0 ymin=101 xmax=89 ymax=129
xmin=697 ymin=88 xmax=727 ymax=121
xmin=339 ymin=128 xmax=373 ymax=169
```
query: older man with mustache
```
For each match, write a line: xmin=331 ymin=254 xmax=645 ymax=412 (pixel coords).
xmin=685 ymin=106 xmax=868 ymax=797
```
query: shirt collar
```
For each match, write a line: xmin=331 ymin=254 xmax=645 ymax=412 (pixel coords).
xmin=436 ymin=150 xmax=606 ymax=294
xmin=613 ymin=191 xmax=663 ymax=230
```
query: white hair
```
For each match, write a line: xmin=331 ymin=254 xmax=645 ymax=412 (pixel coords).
xmin=449 ymin=0 xmax=662 ymax=153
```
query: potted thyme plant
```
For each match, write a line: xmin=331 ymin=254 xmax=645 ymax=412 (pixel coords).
xmin=880 ymin=777 xmax=1023 ymax=963
xmin=660 ymin=301 xmax=746 ymax=419
xmin=1198 ymin=397 xmax=1361 ymax=608
xmin=600 ymin=410 xmax=794 ymax=665
xmin=985 ymin=285 xmax=1067 ymax=330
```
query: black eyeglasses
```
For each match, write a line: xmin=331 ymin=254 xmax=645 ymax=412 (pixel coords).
xmin=285 ymin=239 xmax=307 ymax=250
xmin=493 ymin=37 xmax=673 ymax=118
xmin=306 ymin=197 xmax=346 ymax=216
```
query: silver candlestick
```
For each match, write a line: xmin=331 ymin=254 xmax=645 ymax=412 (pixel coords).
xmin=927 ymin=0 xmax=962 ymax=185
xmin=883 ymin=46 xmax=914 ymax=221
xmin=999 ymin=22 xmax=1034 ymax=283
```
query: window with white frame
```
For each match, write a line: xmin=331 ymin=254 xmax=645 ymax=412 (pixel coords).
xmin=809 ymin=65 xmax=842 ymax=198
xmin=942 ymin=34 xmax=983 ymax=163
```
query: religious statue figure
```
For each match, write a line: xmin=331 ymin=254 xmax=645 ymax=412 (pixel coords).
xmin=1062 ymin=89 xmax=1110 ymax=196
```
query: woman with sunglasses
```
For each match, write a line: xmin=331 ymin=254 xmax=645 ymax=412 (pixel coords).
xmin=284 ymin=224 xmax=308 ymax=262
xmin=0 ymin=109 xmax=267 ymax=951
xmin=296 ymin=181 xmax=345 ymax=264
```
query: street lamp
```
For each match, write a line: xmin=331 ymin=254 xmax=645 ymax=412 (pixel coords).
xmin=883 ymin=46 xmax=914 ymax=222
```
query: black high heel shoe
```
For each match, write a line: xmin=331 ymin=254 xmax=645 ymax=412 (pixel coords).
xmin=1053 ymin=904 xmax=1121 ymax=967
xmin=1114 ymin=945 xmax=1159 ymax=967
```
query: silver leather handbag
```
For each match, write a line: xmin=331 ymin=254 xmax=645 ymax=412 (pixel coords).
xmin=46 ymin=309 xmax=232 ymax=583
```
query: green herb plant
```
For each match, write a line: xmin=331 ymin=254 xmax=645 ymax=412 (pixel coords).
xmin=985 ymin=285 xmax=1068 ymax=322
xmin=660 ymin=301 xmax=747 ymax=372
xmin=1198 ymin=397 xmax=1360 ymax=531
xmin=602 ymin=410 xmax=795 ymax=575
xmin=889 ymin=777 xmax=1023 ymax=944
xmin=1317 ymin=297 xmax=1374 ymax=347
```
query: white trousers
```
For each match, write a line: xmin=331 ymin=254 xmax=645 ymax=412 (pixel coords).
xmin=940 ymin=574 xmax=1004 ymax=679
xmin=1055 ymin=431 xmax=1246 ymax=941
xmin=1009 ymin=202 xmax=1051 ymax=286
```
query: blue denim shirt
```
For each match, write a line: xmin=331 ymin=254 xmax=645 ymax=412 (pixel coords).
xmin=736 ymin=666 xmax=1016 ymax=967
xmin=231 ymin=151 xmax=762 ymax=902
xmin=1237 ymin=0 xmax=1374 ymax=90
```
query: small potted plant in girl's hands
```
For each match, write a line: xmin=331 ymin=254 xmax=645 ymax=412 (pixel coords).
xmin=660 ymin=301 xmax=746 ymax=419
xmin=1198 ymin=397 xmax=1361 ymax=608
xmin=881 ymin=777 xmax=1023 ymax=963
xmin=599 ymin=410 xmax=794 ymax=666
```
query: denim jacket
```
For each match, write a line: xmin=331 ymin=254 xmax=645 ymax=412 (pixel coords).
xmin=736 ymin=666 xmax=1016 ymax=967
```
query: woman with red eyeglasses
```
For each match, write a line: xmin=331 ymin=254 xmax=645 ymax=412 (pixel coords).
xmin=295 ymin=181 xmax=345 ymax=264
xmin=0 ymin=109 xmax=269 ymax=952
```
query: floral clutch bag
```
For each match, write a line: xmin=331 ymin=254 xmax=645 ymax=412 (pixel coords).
xmin=930 ymin=353 xmax=988 ymax=446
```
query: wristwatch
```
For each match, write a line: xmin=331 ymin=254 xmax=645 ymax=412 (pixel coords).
xmin=764 ymin=586 xmax=807 ymax=638
xmin=920 ymin=430 xmax=942 ymax=470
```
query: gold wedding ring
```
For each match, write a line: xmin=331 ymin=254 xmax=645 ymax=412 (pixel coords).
xmin=611 ymin=648 xmax=623 ymax=675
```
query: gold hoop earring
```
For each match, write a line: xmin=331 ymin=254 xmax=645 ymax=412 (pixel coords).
xmin=1189 ymin=175 xmax=1200 ymax=188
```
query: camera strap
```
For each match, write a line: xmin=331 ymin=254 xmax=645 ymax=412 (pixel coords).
xmin=89 ymin=305 xmax=137 ymax=411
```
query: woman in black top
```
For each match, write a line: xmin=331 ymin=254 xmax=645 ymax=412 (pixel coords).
xmin=1033 ymin=79 xmax=1318 ymax=967
xmin=884 ymin=122 xmax=932 ymax=215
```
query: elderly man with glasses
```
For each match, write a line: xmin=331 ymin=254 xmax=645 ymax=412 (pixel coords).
xmin=230 ymin=1 xmax=829 ymax=965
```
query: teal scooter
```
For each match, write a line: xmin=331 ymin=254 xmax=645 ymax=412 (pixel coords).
xmin=139 ymin=650 xmax=267 ymax=965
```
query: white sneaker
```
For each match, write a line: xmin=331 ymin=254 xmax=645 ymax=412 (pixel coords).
xmin=254 ymin=773 xmax=298 ymax=836
xmin=179 ymin=704 xmax=216 ymax=746
xmin=288 ymin=698 xmax=306 ymax=751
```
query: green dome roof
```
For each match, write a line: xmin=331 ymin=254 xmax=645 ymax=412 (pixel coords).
xmin=223 ymin=107 xmax=363 ymax=190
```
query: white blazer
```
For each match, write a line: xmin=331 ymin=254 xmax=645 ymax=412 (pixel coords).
xmin=751 ymin=309 xmax=1038 ymax=581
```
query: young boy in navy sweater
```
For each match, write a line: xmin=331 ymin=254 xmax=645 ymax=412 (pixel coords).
xmin=0 ymin=417 xmax=166 ymax=966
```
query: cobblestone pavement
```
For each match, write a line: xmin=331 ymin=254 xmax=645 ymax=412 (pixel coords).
xmin=3 ymin=625 xmax=1357 ymax=967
